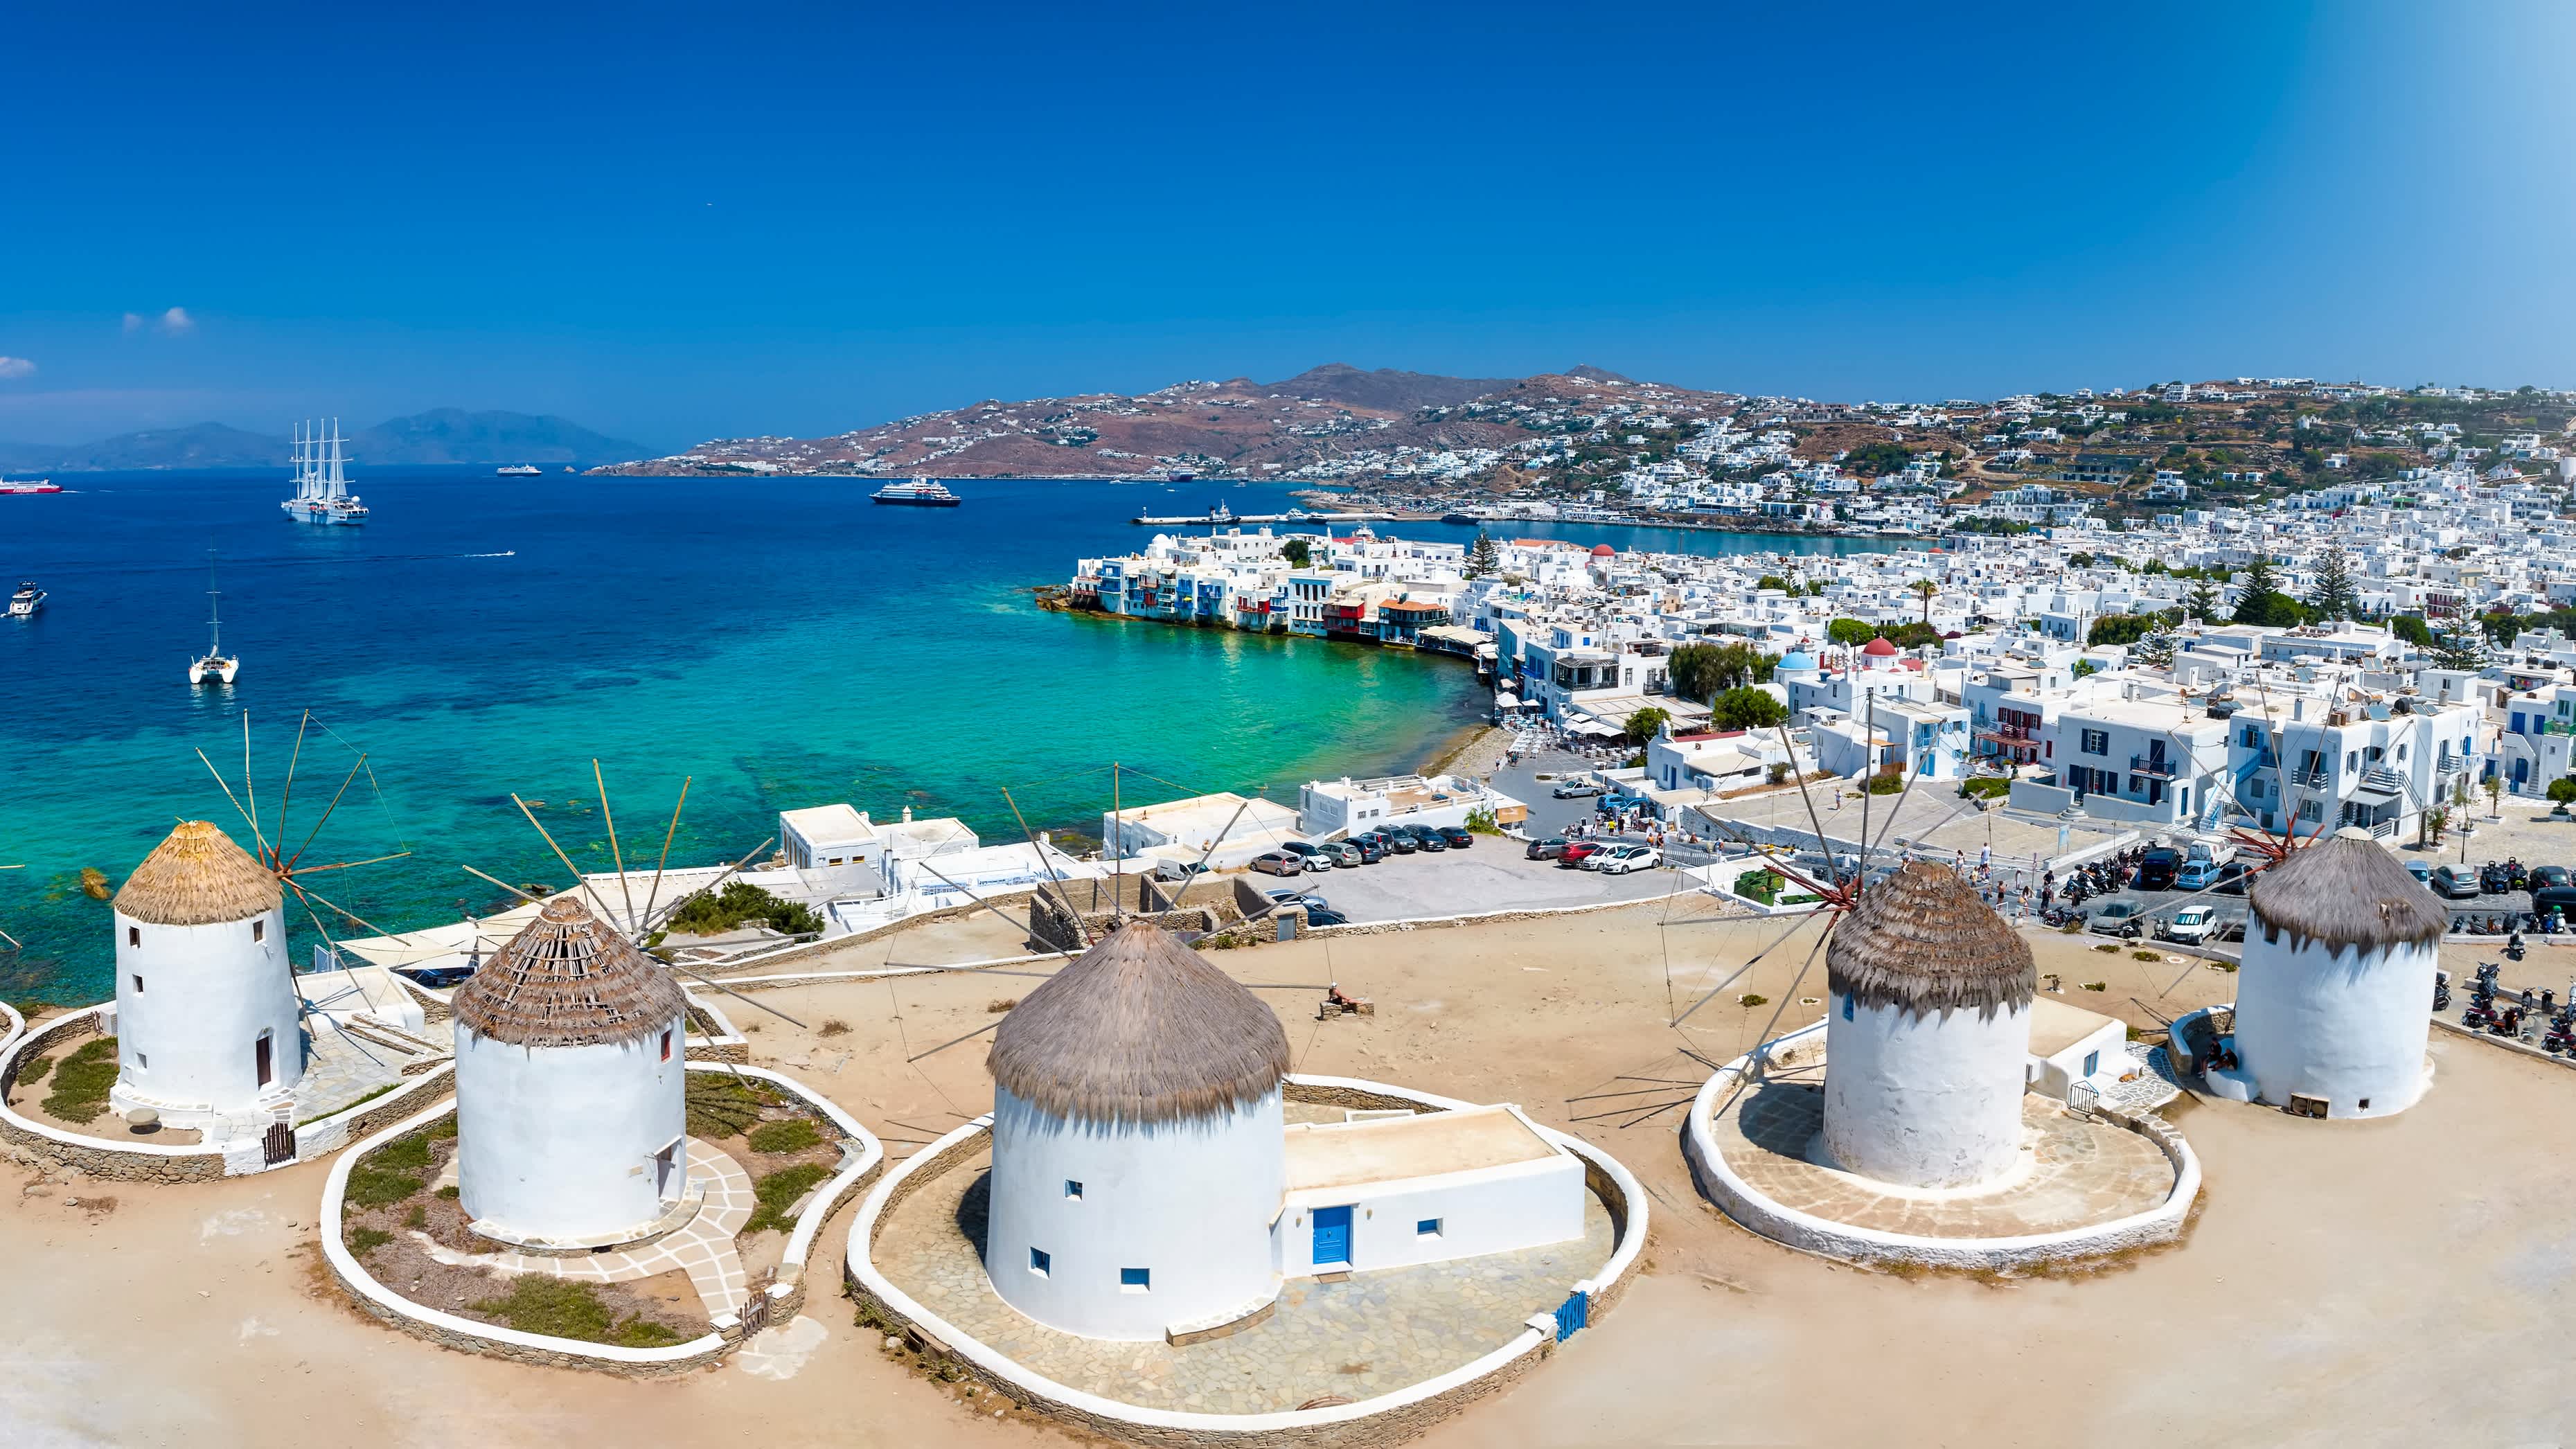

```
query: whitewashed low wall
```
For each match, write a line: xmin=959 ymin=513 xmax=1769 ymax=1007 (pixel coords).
xmin=320 ymin=1062 xmax=882 ymax=1376
xmin=843 ymin=1072 xmax=1646 ymax=1448
xmin=1682 ymin=1022 xmax=2201 ymax=1271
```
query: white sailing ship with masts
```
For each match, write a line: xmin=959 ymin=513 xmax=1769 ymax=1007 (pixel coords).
xmin=280 ymin=420 xmax=368 ymax=525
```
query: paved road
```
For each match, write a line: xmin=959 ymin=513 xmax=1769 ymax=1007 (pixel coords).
xmin=1488 ymin=746 xmax=1626 ymax=841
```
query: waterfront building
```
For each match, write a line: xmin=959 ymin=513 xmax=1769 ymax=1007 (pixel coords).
xmin=450 ymin=895 xmax=692 ymax=1247
xmin=108 ymin=821 xmax=300 ymax=1129
xmin=2222 ymin=828 xmax=2448 ymax=1119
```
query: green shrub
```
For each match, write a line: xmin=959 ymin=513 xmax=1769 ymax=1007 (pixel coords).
xmin=373 ymin=1130 xmax=434 ymax=1173
xmin=747 ymin=1163 xmax=833 ymax=1233
xmin=17 ymin=1054 xmax=53 ymax=1086
xmin=1958 ymin=776 xmax=2011 ymax=800
xmin=667 ymin=882 xmax=823 ymax=938
xmin=470 ymin=1277 xmax=685 ymax=1346
xmin=1736 ymin=993 xmax=1768 ymax=1008
xmin=347 ymin=1227 xmax=392 ymax=1256
xmin=404 ymin=1204 xmax=427 ymax=1229
xmin=2093 ymin=943 xmax=2120 ymax=953
xmin=747 ymin=1119 xmax=821 ymax=1155
xmin=41 ymin=1038 xmax=118 ymax=1123
xmin=345 ymin=1164 xmax=425 ymax=1208
xmin=2133 ymin=950 xmax=2162 ymax=961
xmin=1865 ymin=772 xmax=1906 ymax=796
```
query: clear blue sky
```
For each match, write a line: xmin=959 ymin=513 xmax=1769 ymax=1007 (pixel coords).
xmin=3 ymin=1 xmax=2571 ymax=449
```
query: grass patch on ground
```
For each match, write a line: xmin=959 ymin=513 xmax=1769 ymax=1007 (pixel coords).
xmin=345 ymin=1128 xmax=438 ymax=1208
xmin=746 ymin=1162 xmax=833 ymax=1233
xmin=686 ymin=1074 xmax=772 ymax=1138
xmin=299 ymin=1080 xmax=399 ymax=1126
xmin=468 ymin=1277 xmax=688 ymax=1347
xmin=347 ymin=1226 xmax=392 ymax=1256
xmin=41 ymin=1038 xmax=118 ymax=1123
xmin=17 ymin=1054 xmax=53 ymax=1086
xmin=747 ymin=1119 xmax=821 ymax=1155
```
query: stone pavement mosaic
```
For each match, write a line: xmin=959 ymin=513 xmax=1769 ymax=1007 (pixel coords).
xmin=1713 ymin=1080 xmax=2176 ymax=1237
xmin=188 ymin=1018 xmax=430 ymax=1143
xmin=873 ymin=1150 xmax=1613 ymax=1414
xmin=417 ymin=1139 xmax=758 ymax=1313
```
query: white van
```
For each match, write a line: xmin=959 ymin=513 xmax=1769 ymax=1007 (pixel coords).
xmin=2158 ymin=905 xmax=2217 ymax=944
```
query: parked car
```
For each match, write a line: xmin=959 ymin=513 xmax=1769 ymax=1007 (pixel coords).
xmin=1251 ymin=851 xmax=1303 ymax=878
xmin=2136 ymin=847 xmax=2181 ymax=892
xmin=1316 ymin=841 xmax=1362 ymax=868
xmin=2088 ymin=900 xmax=2147 ymax=937
xmin=2216 ymin=916 xmax=2247 ymax=943
xmin=2404 ymin=860 xmax=2433 ymax=884
xmin=1304 ymin=908 xmax=1351 ymax=927
xmin=2211 ymin=861 xmax=2253 ymax=895
xmin=1526 ymin=837 xmax=1569 ymax=860
xmin=1558 ymin=840 xmax=1607 ymax=868
xmin=1267 ymin=889 xmax=1332 ymax=912
xmin=2534 ymin=865 xmax=2571 ymax=891
xmin=1437 ymin=825 xmax=1474 ymax=848
xmin=1591 ymin=843 xmax=1661 ymax=875
xmin=2174 ymin=855 xmax=2223 ymax=891
xmin=1347 ymin=835 xmax=1386 ymax=864
xmin=2431 ymin=864 xmax=2483 ymax=899
xmin=1551 ymin=781 xmax=1605 ymax=799
xmin=1153 ymin=860 xmax=1211 ymax=882
xmin=2158 ymin=905 xmax=2217 ymax=944
xmin=1382 ymin=828 xmax=1420 ymax=854
xmin=1412 ymin=826 xmax=1449 ymax=853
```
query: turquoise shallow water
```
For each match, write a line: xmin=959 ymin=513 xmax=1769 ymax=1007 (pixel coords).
xmin=0 ymin=470 xmax=1899 ymax=1001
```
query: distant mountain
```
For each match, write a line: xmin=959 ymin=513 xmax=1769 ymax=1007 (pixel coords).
xmin=1258 ymin=363 xmax=1520 ymax=413
xmin=351 ymin=409 xmax=647 ymax=468
xmin=594 ymin=363 xmax=1705 ymax=479
xmin=41 ymin=423 xmax=286 ymax=472
xmin=3 ymin=409 xmax=647 ymax=472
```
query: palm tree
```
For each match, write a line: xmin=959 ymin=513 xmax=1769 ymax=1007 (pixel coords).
xmin=1911 ymin=579 xmax=1937 ymax=624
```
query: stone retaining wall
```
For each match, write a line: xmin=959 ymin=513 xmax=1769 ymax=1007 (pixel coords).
xmin=843 ymin=1074 xmax=1647 ymax=1448
xmin=0 ymin=1010 xmax=226 ymax=1184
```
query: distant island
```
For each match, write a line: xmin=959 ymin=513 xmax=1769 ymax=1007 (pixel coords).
xmin=0 ymin=408 xmax=649 ymax=472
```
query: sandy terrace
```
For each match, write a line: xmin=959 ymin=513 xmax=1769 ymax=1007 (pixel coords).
xmin=10 ymin=897 xmax=2576 ymax=1448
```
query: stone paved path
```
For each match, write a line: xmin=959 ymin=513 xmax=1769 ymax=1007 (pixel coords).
xmin=418 ymin=1139 xmax=758 ymax=1313
xmin=1713 ymin=1080 xmax=2177 ymax=1237
xmin=872 ymin=1150 xmax=1613 ymax=1414
xmin=194 ymin=1019 xmax=427 ymax=1143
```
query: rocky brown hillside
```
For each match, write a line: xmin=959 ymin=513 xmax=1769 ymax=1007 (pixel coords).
xmin=589 ymin=364 xmax=1736 ymax=479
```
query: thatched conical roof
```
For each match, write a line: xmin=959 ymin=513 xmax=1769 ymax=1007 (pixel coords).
xmin=1827 ymin=860 xmax=2035 ymax=1020
xmin=988 ymin=919 xmax=1290 ymax=1126
xmin=114 ymin=820 xmax=281 ymax=926
xmin=453 ymin=895 xmax=687 ymax=1049
xmin=2250 ymin=826 xmax=2448 ymax=953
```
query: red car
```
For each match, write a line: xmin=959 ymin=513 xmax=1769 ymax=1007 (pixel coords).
xmin=1558 ymin=840 xmax=1607 ymax=868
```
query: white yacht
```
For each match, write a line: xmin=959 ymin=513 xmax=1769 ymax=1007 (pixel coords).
xmin=8 ymin=580 xmax=42 ymax=619
xmin=497 ymin=464 xmax=542 ymax=477
xmin=188 ymin=559 xmax=238 ymax=685
xmin=281 ymin=420 xmax=368 ymax=525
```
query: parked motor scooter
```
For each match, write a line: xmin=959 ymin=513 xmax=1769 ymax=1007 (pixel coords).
xmin=2508 ymin=932 xmax=2528 ymax=962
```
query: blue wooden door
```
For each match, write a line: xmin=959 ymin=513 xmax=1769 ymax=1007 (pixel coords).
xmin=1313 ymin=1205 xmax=1352 ymax=1267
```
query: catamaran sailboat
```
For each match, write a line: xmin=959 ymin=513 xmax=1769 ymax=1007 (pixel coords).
xmin=188 ymin=556 xmax=239 ymax=685
xmin=281 ymin=420 xmax=368 ymax=525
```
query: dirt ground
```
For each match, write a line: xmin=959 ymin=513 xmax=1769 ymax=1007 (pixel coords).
xmin=9 ymin=899 xmax=2575 ymax=1448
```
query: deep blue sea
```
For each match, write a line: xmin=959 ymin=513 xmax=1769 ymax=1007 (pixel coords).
xmin=0 ymin=468 xmax=1906 ymax=1001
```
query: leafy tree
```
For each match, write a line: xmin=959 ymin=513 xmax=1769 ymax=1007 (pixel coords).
xmin=2549 ymin=777 xmax=2576 ymax=808
xmin=1624 ymin=706 xmax=1672 ymax=741
xmin=1755 ymin=574 xmax=1792 ymax=593
xmin=2431 ymin=616 xmax=2489 ymax=671
xmin=2389 ymin=614 xmax=2432 ymax=648
xmin=2183 ymin=578 xmax=2221 ymax=621
xmin=1911 ymin=579 xmax=1937 ymax=623
xmin=2071 ymin=659 xmax=2100 ymax=679
xmin=2068 ymin=552 xmax=2095 ymax=568
xmin=2087 ymin=614 xmax=2158 ymax=647
xmin=1824 ymin=618 xmax=1879 ymax=648
xmin=1888 ymin=621 xmax=1944 ymax=650
xmin=1709 ymin=688 xmax=1788 ymax=731
xmin=1669 ymin=641 xmax=1772 ymax=701
xmin=1464 ymin=531 xmax=1500 ymax=580
xmin=2229 ymin=555 xmax=2302 ymax=627
xmin=1281 ymin=537 xmax=1313 ymax=568
xmin=2304 ymin=542 xmax=2357 ymax=621
xmin=1844 ymin=441 xmax=1914 ymax=476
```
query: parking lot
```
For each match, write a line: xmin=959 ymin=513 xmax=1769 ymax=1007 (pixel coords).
xmin=1275 ymin=835 xmax=1683 ymax=924
xmin=2079 ymin=887 xmax=2253 ymax=941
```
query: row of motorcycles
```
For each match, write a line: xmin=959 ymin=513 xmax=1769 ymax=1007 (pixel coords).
xmin=2037 ymin=854 xmax=2138 ymax=925
xmin=2451 ymin=961 xmax=2576 ymax=1052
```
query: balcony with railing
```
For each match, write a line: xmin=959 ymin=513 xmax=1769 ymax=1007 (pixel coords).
xmin=2130 ymin=754 xmax=2179 ymax=779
